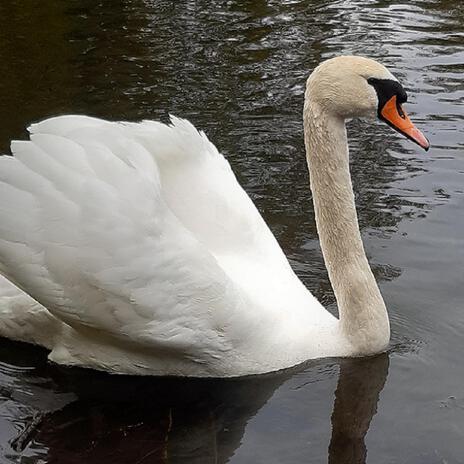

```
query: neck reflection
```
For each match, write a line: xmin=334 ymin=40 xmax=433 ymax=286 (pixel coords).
xmin=328 ymin=353 xmax=390 ymax=464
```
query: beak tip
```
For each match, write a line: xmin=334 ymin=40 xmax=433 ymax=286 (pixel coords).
xmin=421 ymin=137 xmax=430 ymax=152
xmin=412 ymin=130 xmax=430 ymax=152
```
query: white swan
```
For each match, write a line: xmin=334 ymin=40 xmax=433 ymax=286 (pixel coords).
xmin=0 ymin=56 xmax=429 ymax=377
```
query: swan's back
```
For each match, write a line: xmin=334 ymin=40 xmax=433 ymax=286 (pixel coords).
xmin=0 ymin=115 xmax=328 ymax=376
xmin=30 ymin=116 xmax=291 ymax=266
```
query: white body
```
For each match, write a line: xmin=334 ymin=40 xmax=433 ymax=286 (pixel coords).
xmin=0 ymin=57 xmax=393 ymax=377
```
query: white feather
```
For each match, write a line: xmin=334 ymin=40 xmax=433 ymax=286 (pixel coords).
xmin=0 ymin=115 xmax=340 ymax=376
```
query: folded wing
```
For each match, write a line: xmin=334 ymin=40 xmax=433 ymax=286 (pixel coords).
xmin=0 ymin=116 xmax=273 ymax=362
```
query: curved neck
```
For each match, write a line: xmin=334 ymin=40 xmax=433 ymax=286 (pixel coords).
xmin=303 ymin=97 xmax=389 ymax=353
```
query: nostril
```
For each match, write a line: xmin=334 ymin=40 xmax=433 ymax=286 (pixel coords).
xmin=396 ymin=100 xmax=406 ymax=119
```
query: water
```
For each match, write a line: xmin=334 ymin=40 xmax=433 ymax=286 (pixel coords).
xmin=0 ymin=0 xmax=463 ymax=462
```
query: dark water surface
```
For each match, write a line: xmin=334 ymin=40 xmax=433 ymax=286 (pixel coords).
xmin=0 ymin=0 xmax=463 ymax=462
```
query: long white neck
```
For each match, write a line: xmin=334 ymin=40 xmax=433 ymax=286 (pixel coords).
xmin=303 ymin=96 xmax=390 ymax=355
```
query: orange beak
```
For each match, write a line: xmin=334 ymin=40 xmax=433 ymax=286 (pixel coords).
xmin=380 ymin=95 xmax=430 ymax=151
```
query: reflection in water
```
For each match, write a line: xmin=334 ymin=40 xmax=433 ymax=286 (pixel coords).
xmin=32 ymin=368 xmax=287 ymax=463
xmin=5 ymin=354 xmax=388 ymax=464
xmin=329 ymin=355 xmax=389 ymax=464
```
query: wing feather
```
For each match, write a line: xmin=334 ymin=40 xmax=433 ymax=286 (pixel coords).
xmin=0 ymin=117 xmax=260 ymax=361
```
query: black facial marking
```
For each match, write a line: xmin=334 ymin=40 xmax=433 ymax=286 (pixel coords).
xmin=367 ymin=78 xmax=408 ymax=117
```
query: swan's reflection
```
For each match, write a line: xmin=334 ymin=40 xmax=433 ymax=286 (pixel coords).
xmin=34 ymin=368 xmax=287 ymax=463
xmin=14 ymin=353 xmax=387 ymax=464
xmin=329 ymin=354 xmax=389 ymax=464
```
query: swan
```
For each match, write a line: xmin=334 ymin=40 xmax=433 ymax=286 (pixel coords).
xmin=0 ymin=56 xmax=429 ymax=377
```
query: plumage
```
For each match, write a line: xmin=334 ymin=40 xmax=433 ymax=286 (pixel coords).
xmin=0 ymin=56 xmax=428 ymax=376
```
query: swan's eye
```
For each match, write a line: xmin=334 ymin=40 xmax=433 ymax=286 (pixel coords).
xmin=367 ymin=78 xmax=408 ymax=115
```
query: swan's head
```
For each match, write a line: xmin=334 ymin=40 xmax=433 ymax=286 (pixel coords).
xmin=306 ymin=56 xmax=429 ymax=150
